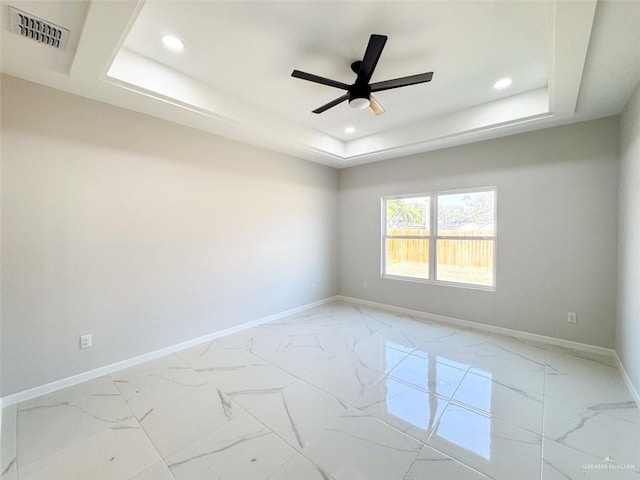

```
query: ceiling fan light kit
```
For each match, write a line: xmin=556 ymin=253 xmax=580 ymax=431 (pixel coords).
xmin=291 ymin=34 xmax=433 ymax=116
xmin=349 ymin=98 xmax=370 ymax=110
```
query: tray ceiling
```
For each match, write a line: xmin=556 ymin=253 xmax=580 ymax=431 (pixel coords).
xmin=1 ymin=0 xmax=639 ymax=167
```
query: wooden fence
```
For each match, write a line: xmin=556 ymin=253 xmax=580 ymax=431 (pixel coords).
xmin=386 ymin=229 xmax=493 ymax=268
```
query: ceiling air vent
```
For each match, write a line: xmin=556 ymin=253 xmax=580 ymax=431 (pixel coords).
xmin=8 ymin=6 xmax=69 ymax=50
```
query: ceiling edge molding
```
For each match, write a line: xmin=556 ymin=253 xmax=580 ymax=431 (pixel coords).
xmin=106 ymin=48 xmax=345 ymax=161
xmin=70 ymin=0 xmax=144 ymax=79
xmin=36 ymin=0 xmax=599 ymax=167
xmin=548 ymin=0 xmax=598 ymax=118
xmin=343 ymin=89 xmax=550 ymax=161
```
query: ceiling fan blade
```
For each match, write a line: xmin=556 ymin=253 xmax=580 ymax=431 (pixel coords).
xmin=292 ymin=70 xmax=350 ymax=90
xmin=357 ymin=34 xmax=387 ymax=84
xmin=368 ymin=95 xmax=385 ymax=116
xmin=370 ymin=72 xmax=434 ymax=92
xmin=312 ymin=94 xmax=349 ymax=114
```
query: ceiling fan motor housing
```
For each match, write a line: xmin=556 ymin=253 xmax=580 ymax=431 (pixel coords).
xmin=348 ymin=83 xmax=371 ymax=109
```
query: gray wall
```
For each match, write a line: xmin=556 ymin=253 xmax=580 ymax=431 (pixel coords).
xmin=617 ymin=83 xmax=640 ymax=395
xmin=0 ymin=73 xmax=627 ymax=398
xmin=0 ymin=75 xmax=338 ymax=396
xmin=0 ymin=75 xmax=2 ymax=399
xmin=338 ymin=118 xmax=619 ymax=348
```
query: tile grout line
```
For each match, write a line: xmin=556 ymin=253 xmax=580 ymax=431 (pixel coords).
xmin=109 ymin=363 xmax=177 ymax=480
xmin=415 ymin=442 xmax=497 ymax=480
xmin=209 ymin=313 xmax=429 ymax=479
xmin=14 ymin=404 xmax=19 ymax=480
xmin=539 ymin=345 xmax=548 ymax=480
xmin=13 ymin=402 xmax=145 ymax=478
xmin=401 ymin=338 xmax=490 ymax=480
xmin=186 ymin=341 xmax=333 ymax=479
xmin=170 ymin=339 xmax=313 ymax=478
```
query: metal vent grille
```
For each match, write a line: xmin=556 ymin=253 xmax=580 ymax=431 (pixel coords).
xmin=8 ymin=6 xmax=69 ymax=50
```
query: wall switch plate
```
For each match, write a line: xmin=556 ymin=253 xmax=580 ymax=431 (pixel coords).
xmin=567 ymin=312 xmax=577 ymax=324
xmin=363 ymin=281 xmax=368 ymax=289
xmin=80 ymin=334 xmax=92 ymax=349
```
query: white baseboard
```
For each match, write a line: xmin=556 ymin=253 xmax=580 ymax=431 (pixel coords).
xmin=0 ymin=296 xmax=337 ymax=408
xmin=3 ymin=294 xmax=634 ymax=411
xmin=336 ymin=295 xmax=615 ymax=357
xmin=613 ymin=351 xmax=640 ymax=410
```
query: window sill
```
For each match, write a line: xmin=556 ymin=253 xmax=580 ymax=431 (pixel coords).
xmin=381 ymin=274 xmax=496 ymax=292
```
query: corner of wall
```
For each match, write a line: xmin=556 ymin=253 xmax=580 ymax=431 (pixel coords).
xmin=616 ymin=81 xmax=640 ymax=402
xmin=1 ymin=73 xmax=4 ymax=403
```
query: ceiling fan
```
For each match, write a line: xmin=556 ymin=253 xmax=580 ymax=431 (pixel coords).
xmin=291 ymin=34 xmax=433 ymax=116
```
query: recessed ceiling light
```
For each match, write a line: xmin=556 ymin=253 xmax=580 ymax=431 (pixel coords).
xmin=493 ymin=77 xmax=512 ymax=90
xmin=344 ymin=126 xmax=356 ymax=134
xmin=161 ymin=34 xmax=184 ymax=53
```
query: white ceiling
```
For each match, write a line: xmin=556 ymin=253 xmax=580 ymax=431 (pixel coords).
xmin=1 ymin=0 xmax=639 ymax=168
xmin=123 ymin=1 xmax=548 ymax=140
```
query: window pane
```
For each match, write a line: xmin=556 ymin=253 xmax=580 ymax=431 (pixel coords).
xmin=437 ymin=191 xmax=494 ymax=237
xmin=385 ymin=238 xmax=429 ymax=279
xmin=386 ymin=197 xmax=430 ymax=236
xmin=436 ymin=239 xmax=494 ymax=286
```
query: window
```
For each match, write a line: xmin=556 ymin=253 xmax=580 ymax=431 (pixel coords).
xmin=382 ymin=188 xmax=496 ymax=289
xmin=384 ymin=196 xmax=430 ymax=280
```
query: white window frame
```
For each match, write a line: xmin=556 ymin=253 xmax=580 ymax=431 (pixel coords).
xmin=381 ymin=187 xmax=497 ymax=291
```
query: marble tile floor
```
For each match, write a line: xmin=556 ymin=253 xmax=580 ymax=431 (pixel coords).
xmin=2 ymin=301 xmax=639 ymax=480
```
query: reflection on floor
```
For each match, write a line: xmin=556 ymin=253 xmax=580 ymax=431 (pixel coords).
xmin=2 ymin=301 xmax=639 ymax=480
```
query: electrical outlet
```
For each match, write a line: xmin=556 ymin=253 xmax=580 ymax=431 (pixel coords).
xmin=363 ymin=281 xmax=368 ymax=289
xmin=567 ymin=312 xmax=577 ymax=324
xmin=80 ymin=334 xmax=92 ymax=349
xmin=311 ymin=282 xmax=316 ymax=290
